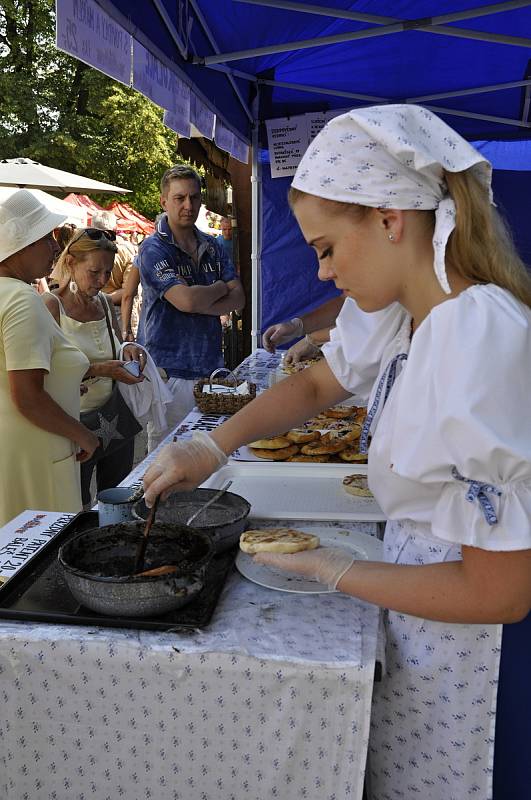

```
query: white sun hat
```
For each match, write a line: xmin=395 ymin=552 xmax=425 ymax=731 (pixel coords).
xmin=0 ymin=188 xmax=67 ymax=262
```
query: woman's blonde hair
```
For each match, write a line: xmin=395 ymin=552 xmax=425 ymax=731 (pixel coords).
xmin=289 ymin=169 xmax=531 ymax=308
xmin=52 ymin=229 xmax=118 ymax=285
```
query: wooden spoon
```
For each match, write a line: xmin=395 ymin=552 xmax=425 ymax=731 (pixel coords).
xmin=134 ymin=494 xmax=160 ymax=574
xmin=134 ymin=564 xmax=178 ymax=578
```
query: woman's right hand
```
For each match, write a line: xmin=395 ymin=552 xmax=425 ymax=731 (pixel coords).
xmin=100 ymin=360 xmax=145 ymax=385
xmin=262 ymin=318 xmax=303 ymax=353
xmin=143 ymin=432 xmax=228 ymax=506
xmin=76 ymin=427 xmax=100 ymax=463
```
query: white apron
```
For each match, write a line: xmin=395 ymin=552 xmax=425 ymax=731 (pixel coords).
xmin=368 ymin=518 xmax=502 ymax=800
xmin=322 ymin=288 xmax=531 ymax=800
xmin=363 ymin=344 xmax=502 ymax=800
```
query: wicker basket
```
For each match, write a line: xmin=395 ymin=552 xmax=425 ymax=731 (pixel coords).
xmin=193 ymin=368 xmax=257 ymax=415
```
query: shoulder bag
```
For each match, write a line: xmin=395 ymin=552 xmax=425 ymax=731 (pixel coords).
xmin=80 ymin=295 xmax=142 ymax=458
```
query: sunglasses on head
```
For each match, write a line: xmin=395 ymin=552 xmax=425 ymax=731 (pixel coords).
xmin=67 ymin=227 xmax=117 ymax=252
xmin=83 ymin=228 xmax=117 ymax=241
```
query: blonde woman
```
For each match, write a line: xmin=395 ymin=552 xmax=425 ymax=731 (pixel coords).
xmin=143 ymin=106 xmax=531 ymax=798
xmin=44 ymin=228 xmax=146 ymax=507
xmin=0 ymin=191 xmax=98 ymax=525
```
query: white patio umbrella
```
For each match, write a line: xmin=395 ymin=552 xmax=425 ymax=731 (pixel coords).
xmin=0 ymin=187 xmax=88 ymax=226
xmin=0 ymin=158 xmax=130 ymax=194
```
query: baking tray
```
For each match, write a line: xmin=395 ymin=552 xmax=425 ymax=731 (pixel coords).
xmin=0 ymin=511 xmax=235 ymax=632
xmin=201 ymin=462 xmax=385 ymax=521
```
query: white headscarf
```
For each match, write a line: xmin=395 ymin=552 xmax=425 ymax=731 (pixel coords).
xmin=291 ymin=104 xmax=492 ymax=294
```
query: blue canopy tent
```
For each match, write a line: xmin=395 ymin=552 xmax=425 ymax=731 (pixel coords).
xmin=92 ymin=0 xmax=531 ymax=342
xmin=79 ymin=8 xmax=531 ymax=792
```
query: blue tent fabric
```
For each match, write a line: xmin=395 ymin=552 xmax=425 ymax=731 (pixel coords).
xmin=100 ymin=1 xmax=531 ymax=142
xmin=260 ymin=160 xmax=341 ymax=332
xmin=91 ymin=3 xmax=531 ymax=798
xmin=98 ymin=1 xmax=531 ymax=329
xmin=259 ymin=164 xmax=531 ymax=332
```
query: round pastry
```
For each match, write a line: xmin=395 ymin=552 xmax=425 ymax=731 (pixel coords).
xmin=286 ymin=428 xmax=321 ymax=444
xmin=322 ymin=405 xmax=356 ymax=419
xmin=342 ymin=474 xmax=373 ymax=497
xmin=248 ymin=435 xmax=292 ymax=449
xmin=287 ymin=454 xmax=330 ymax=462
xmin=338 ymin=448 xmax=368 ymax=463
xmin=321 ymin=424 xmax=361 ymax=445
xmin=240 ymin=528 xmax=320 ymax=554
xmin=300 ymin=439 xmax=347 ymax=456
xmin=249 ymin=444 xmax=300 ymax=460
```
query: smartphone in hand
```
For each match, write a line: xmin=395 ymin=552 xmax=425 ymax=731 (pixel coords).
xmin=123 ymin=360 xmax=141 ymax=377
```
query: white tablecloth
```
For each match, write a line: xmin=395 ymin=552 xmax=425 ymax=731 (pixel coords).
xmin=0 ymin=348 xmax=382 ymax=799
xmin=0 ymin=549 xmax=379 ymax=799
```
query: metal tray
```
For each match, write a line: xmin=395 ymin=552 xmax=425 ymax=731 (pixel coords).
xmin=201 ymin=462 xmax=386 ymax=521
xmin=0 ymin=511 xmax=235 ymax=632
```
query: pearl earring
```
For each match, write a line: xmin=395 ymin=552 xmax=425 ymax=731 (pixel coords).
xmin=388 ymin=234 xmax=395 ymax=241
xmin=69 ymin=279 xmax=78 ymax=294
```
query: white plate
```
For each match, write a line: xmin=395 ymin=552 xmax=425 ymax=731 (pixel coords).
xmin=236 ymin=526 xmax=383 ymax=593
xmin=201 ymin=462 xmax=385 ymax=522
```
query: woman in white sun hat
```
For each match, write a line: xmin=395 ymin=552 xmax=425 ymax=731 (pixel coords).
xmin=143 ymin=105 xmax=531 ymax=798
xmin=0 ymin=189 xmax=99 ymax=525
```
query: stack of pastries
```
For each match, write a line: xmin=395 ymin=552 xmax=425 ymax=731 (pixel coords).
xmin=248 ymin=405 xmax=368 ymax=463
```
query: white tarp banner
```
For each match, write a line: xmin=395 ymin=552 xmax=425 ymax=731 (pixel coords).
xmin=55 ymin=0 xmax=131 ymax=86
xmin=190 ymin=92 xmax=216 ymax=140
xmin=163 ymin=109 xmax=191 ymax=138
xmin=231 ymin=136 xmax=250 ymax=165
xmin=214 ymin=119 xmax=234 ymax=155
xmin=133 ymin=40 xmax=191 ymax=123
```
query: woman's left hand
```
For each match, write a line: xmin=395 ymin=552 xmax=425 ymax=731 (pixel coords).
xmin=122 ymin=344 xmax=147 ymax=373
xmin=253 ymin=546 xmax=356 ymax=590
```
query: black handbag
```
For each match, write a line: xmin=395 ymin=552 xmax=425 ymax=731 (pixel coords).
xmin=80 ymin=295 xmax=142 ymax=458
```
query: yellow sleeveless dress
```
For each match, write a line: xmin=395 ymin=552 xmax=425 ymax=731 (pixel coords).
xmin=0 ymin=279 xmax=89 ymax=526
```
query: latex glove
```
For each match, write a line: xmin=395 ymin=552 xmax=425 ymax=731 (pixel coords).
xmin=284 ymin=335 xmax=321 ymax=366
xmin=262 ymin=318 xmax=304 ymax=353
xmin=143 ymin=431 xmax=228 ymax=507
xmin=254 ymin=546 xmax=356 ymax=591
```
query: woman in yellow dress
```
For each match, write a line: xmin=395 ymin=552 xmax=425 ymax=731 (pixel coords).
xmin=45 ymin=228 xmax=146 ymax=507
xmin=0 ymin=190 xmax=99 ymax=526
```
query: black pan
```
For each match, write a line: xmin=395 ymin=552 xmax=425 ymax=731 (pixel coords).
xmin=58 ymin=522 xmax=213 ymax=618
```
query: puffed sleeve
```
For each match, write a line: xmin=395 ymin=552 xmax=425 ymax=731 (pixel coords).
xmin=390 ymin=285 xmax=531 ymax=551
xmin=2 ymin=286 xmax=53 ymax=372
xmin=322 ymin=298 xmax=408 ymax=403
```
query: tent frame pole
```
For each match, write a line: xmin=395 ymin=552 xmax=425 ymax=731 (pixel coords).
xmin=188 ymin=0 xmax=254 ymax=124
xmin=251 ymin=93 xmax=262 ymax=353
xmin=408 ymin=79 xmax=531 ymax=103
xmin=150 ymin=0 xmax=190 ymax=59
xmin=235 ymin=0 xmax=531 ymax=28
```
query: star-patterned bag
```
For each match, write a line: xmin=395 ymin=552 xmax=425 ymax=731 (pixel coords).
xmin=80 ymin=296 xmax=142 ymax=457
xmin=80 ymin=385 xmax=142 ymax=457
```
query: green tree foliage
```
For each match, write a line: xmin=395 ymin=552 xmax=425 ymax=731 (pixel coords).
xmin=0 ymin=0 xmax=179 ymax=218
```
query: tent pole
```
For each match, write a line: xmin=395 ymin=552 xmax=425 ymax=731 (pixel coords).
xmin=251 ymin=94 xmax=262 ymax=353
xmin=408 ymin=79 xmax=531 ymax=103
xmin=235 ymin=0 xmax=531 ymax=28
xmin=197 ymin=1 xmax=531 ymax=66
xmin=188 ymin=0 xmax=254 ymax=124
